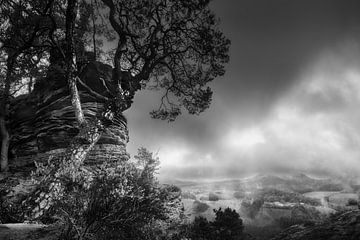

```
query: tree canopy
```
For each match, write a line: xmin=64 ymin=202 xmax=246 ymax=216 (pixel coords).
xmin=1 ymin=0 xmax=230 ymax=120
xmin=101 ymin=0 xmax=230 ymax=120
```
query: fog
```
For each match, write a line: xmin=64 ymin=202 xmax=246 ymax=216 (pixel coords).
xmin=125 ymin=0 xmax=360 ymax=182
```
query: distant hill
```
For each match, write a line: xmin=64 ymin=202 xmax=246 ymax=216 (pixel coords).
xmin=175 ymin=173 xmax=347 ymax=194
xmin=177 ymin=173 xmax=359 ymax=239
xmin=271 ymin=210 xmax=360 ymax=240
xmin=243 ymin=174 xmax=345 ymax=193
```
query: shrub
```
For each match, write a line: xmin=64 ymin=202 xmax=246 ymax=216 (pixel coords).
xmin=208 ymin=192 xmax=220 ymax=201
xmin=212 ymin=207 xmax=244 ymax=240
xmin=176 ymin=208 xmax=245 ymax=240
xmin=193 ymin=200 xmax=210 ymax=214
xmin=347 ymin=198 xmax=358 ymax=206
xmin=189 ymin=216 xmax=214 ymax=240
xmin=31 ymin=148 xmax=179 ymax=240
xmin=182 ymin=191 xmax=196 ymax=200
xmin=233 ymin=191 xmax=246 ymax=199
xmin=241 ymin=198 xmax=264 ymax=219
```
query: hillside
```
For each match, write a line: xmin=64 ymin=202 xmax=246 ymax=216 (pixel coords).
xmin=271 ymin=210 xmax=360 ymax=240
xmin=177 ymin=173 xmax=359 ymax=239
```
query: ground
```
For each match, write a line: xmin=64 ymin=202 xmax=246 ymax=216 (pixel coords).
xmin=0 ymin=224 xmax=60 ymax=240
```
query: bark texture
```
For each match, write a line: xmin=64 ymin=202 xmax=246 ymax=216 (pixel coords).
xmin=0 ymin=116 xmax=9 ymax=172
xmin=0 ymin=55 xmax=15 ymax=172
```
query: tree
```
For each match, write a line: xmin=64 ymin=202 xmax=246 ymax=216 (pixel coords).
xmin=241 ymin=198 xmax=264 ymax=219
xmin=179 ymin=208 xmax=244 ymax=240
xmin=54 ymin=0 xmax=230 ymax=180
xmin=188 ymin=216 xmax=215 ymax=240
xmin=213 ymin=207 xmax=244 ymax=240
xmin=101 ymin=0 xmax=230 ymax=119
xmin=0 ymin=0 xmax=54 ymax=171
xmin=11 ymin=0 xmax=229 ymax=220
xmin=53 ymin=0 xmax=231 ymax=168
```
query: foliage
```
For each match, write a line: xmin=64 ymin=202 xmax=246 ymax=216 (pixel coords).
xmin=317 ymin=183 xmax=343 ymax=192
xmin=254 ymin=189 xmax=321 ymax=206
xmin=0 ymin=0 xmax=52 ymax=94
xmin=188 ymin=216 xmax=214 ymax=240
xmin=347 ymin=198 xmax=358 ymax=206
xmin=208 ymin=192 xmax=220 ymax=201
xmin=241 ymin=198 xmax=264 ymax=219
xmin=213 ymin=207 xmax=244 ymax=240
xmin=27 ymin=148 xmax=177 ymax=240
xmin=181 ymin=191 xmax=196 ymax=200
xmin=172 ymin=207 xmax=244 ymax=240
xmin=101 ymin=0 xmax=230 ymax=120
xmin=276 ymin=216 xmax=315 ymax=229
xmin=193 ymin=200 xmax=210 ymax=214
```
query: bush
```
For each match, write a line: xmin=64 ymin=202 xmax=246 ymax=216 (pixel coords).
xmin=347 ymin=198 xmax=358 ymax=206
xmin=208 ymin=192 xmax=220 ymax=201
xmin=241 ymin=198 xmax=264 ymax=219
xmin=233 ymin=191 xmax=246 ymax=199
xmin=193 ymin=200 xmax=210 ymax=214
xmin=176 ymin=208 xmax=245 ymax=240
xmin=189 ymin=216 xmax=214 ymax=240
xmin=31 ymin=148 xmax=180 ymax=240
xmin=181 ymin=191 xmax=196 ymax=200
xmin=276 ymin=216 xmax=315 ymax=229
xmin=213 ymin=207 xmax=244 ymax=240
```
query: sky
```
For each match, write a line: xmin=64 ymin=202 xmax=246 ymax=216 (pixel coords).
xmin=125 ymin=0 xmax=360 ymax=181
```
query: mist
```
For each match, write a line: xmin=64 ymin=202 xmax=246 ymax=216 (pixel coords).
xmin=125 ymin=0 xmax=360 ymax=182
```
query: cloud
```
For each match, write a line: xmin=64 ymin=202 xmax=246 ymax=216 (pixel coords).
xmin=217 ymin=42 xmax=360 ymax=179
xmin=136 ymin=42 xmax=360 ymax=181
xmin=124 ymin=0 xmax=360 ymax=181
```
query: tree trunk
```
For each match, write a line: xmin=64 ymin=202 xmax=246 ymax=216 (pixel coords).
xmin=66 ymin=0 xmax=85 ymax=125
xmin=0 ymin=56 xmax=14 ymax=172
xmin=22 ymin=0 xmax=133 ymax=220
xmin=0 ymin=116 xmax=9 ymax=172
xmin=22 ymin=0 xmax=106 ymax=219
xmin=91 ymin=0 xmax=97 ymax=60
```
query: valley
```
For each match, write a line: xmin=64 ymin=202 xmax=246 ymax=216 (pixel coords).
xmin=171 ymin=174 xmax=360 ymax=239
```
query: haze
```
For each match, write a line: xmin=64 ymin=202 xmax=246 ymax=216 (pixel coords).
xmin=125 ymin=0 xmax=360 ymax=181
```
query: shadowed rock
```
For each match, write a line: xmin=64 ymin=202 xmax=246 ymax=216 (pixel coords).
xmin=8 ymin=60 xmax=129 ymax=172
xmin=0 ymin=60 xmax=129 ymax=223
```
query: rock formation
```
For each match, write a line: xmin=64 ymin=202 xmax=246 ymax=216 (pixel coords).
xmin=8 ymin=60 xmax=129 ymax=173
xmin=0 ymin=57 xmax=130 ymax=223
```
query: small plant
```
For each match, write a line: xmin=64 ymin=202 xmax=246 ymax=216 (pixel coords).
xmin=347 ymin=198 xmax=358 ymax=206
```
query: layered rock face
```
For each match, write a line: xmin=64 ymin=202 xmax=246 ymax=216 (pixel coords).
xmin=8 ymin=60 xmax=129 ymax=172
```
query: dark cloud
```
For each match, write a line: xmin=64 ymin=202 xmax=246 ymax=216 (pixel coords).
xmin=211 ymin=0 xmax=360 ymax=116
xmin=125 ymin=0 xmax=360 ymax=181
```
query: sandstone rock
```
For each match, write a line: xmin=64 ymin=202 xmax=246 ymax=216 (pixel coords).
xmin=1 ymin=60 xmax=130 ymax=223
xmin=8 ymin=60 xmax=129 ymax=172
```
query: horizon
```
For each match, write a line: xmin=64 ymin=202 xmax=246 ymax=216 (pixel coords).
xmin=158 ymin=170 xmax=360 ymax=184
